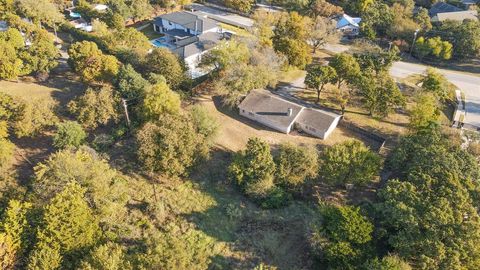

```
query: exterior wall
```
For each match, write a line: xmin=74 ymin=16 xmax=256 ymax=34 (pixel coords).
xmin=297 ymin=116 xmax=341 ymax=140
xmin=323 ymin=116 xmax=341 ymax=139
xmin=161 ymin=19 xmax=188 ymax=32
xmin=185 ymin=52 xmax=209 ymax=78
xmin=339 ymin=25 xmax=359 ymax=35
xmin=204 ymin=26 xmax=220 ymax=34
xmin=297 ymin=123 xmax=326 ymax=139
xmin=239 ymin=108 xmax=292 ymax=134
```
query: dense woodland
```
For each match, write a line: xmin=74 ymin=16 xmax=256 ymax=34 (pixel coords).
xmin=1 ymin=0 xmax=480 ymax=269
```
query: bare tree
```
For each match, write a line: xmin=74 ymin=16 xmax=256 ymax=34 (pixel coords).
xmin=308 ymin=17 xmax=341 ymax=53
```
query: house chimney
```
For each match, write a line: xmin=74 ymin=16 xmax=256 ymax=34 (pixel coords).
xmin=287 ymin=108 xmax=293 ymax=116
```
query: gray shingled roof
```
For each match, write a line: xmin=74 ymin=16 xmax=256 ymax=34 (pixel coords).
xmin=173 ymin=32 xmax=228 ymax=58
xmin=154 ymin=11 xmax=217 ymax=33
xmin=296 ymin=108 xmax=340 ymax=133
xmin=238 ymin=90 xmax=304 ymax=131
xmin=429 ymin=2 xmax=462 ymax=16
xmin=435 ymin=10 xmax=478 ymax=21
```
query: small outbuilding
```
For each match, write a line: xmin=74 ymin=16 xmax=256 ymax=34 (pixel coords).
xmin=238 ymin=90 xmax=342 ymax=140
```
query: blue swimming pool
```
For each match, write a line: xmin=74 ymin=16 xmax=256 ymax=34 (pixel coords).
xmin=151 ymin=37 xmax=172 ymax=48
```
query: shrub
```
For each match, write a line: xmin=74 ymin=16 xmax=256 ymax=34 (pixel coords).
xmin=229 ymin=138 xmax=276 ymax=199
xmin=260 ymin=186 xmax=292 ymax=209
xmin=275 ymin=143 xmax=318 ymax=190
xmin=319 ymin=140 xmax=382 ymax=186
xmin=53 ymin=121 xmax=87 ymax=149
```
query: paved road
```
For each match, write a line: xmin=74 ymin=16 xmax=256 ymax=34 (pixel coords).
xmin=322 ymin=43 xmax=480 ymax=129
xmin=390 ymin=62 xmax=480 ymax=129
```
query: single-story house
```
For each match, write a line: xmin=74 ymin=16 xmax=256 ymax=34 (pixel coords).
xmin=429 ymin=2 xmax=463 ymax=16
xmin=431 ymin=10 xmax=478 ymax=22
xmin=238 ymin=90 xmax=342 ymax=140
xmin=336 ymin=14 xmax=361 ymax=36
xmin=150 ymin=11 xmax=228 ymax=78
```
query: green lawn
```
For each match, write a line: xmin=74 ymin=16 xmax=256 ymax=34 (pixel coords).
xmin=140 ymin=23 xmax=164 ymax=40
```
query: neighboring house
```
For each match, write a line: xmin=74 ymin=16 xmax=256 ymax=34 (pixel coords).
xmin=461 ymin=0 xmax=479 ymax=9
xmin=336 ymin=14 xmax=361 ymax=36
xmin=93 ymin=4 xmax=108 ymax=12
xmin=151 ymin=11 xmax=229 ymax=78
xmin=0 ymin=21 xmax=8 ymax=32
xmin=238 ymin=90 xmax=342 ymax=140
xmin=70 ymin=18 xmax=92 ymax=32
xmin=429 ymin=2 xmax=463 ymax=16
xmin=431 ymin=10 xmax=478 ymax=22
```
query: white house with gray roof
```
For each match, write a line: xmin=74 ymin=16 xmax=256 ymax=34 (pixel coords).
xmin=151 ymin=11 xmax=229 ymax=78
xmin=238 ymin=90 xmax=342 ymax=139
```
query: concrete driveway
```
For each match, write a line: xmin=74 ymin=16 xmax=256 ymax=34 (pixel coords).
xmin=390 ymin=62 xmax=480 ymax=129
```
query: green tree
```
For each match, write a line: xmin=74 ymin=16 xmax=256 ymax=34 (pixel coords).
xmin=68 ymin=41 xmax=120 ymax=83
xmin=0 ymin=40 xmax=23 ymax=80
xmin=251 ymin=11 xmax=276 ymax=47
xmin=201 ymin=39 xmax=250 ymax=71
xmin=356 ymin=70 xmax=405 ymax=117
xmin=136 ymin=114 xmax=208 ymax=177
xmin=0 ymin=139 xmax=15 ymax=175
xmin=409 ymin=93 xmax=439 ymax=129
xmin=422 ymin=68 xmax=453 ymax=102
xmin=414 ymin=36 xmax=452 ymax=61
xmin=140 ymin=82 xmax=181 ymax=121
xmin=20 ymin=27 xmax=59 ymax=75
xmin=143 ymin=48 xmax=185 ymax=89
xmin=224 ymin=0 xmax=255 ymax=13
xmin=306 ymin=0 xmax=343 ymax=18
xmin=115 ymin=64 xmax=149 ymax=100
xmin=190 ymin=105 xmax=219 ymax=143
xmin=273 ymin=12 xmax=311 ymax=68
xmin=365 ymin=255 xmax=412 ymax=270
xmin=33 ymin=147 xmax=129 ymax=228
xmin=32 ymin=183 xmax=100 ymax=267
xmin=379 ymin=127 xmax=480 ymax=269
xmin=79 ymin=242 xmax=132 ymax=270
xmin=354 ymin=47 xmax=400 ymax=74
xmin=414 ymin=7 xmax=432 ymax=31
xmin=27 ymin=242 xmax=62 ymax=270
xmin=16 ymin=0 xmax=63 ymax=27
xmin=0 ymin=233 xmax=16 ymax=270
xmin=0 ymin=200 xmax=32 ymax=268
xmin=53 ymin=121 xmax=87 ymax=149
xmin=229 ymin=138 xmax=276 ymax=198
xmin=311 ymin=204 xmax=374 ymax=269
xmin=319 ymin=140 xmax=382 ymax=186
xmin=329 ymin=53 xmax=361 ymax=88
xmin=68 ymin=86 xmax=119 ymax=129
xmin=130 ymin=0 xmax=153 ymax=22
xmin=13 ymin=97 xmax=58 ymax=138
xmin=437 ymin=20 xmax=480 ymax=58
xmin=304 ymin=65 xmax=337 ymax=103
xmin=274 ymin=143 xmax=318 ymax=190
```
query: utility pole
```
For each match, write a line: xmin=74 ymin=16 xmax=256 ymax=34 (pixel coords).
xmin=410 ymin=29 xmax=420 ymax=56
xmin=121 ymin=99 xmax=131 ymax=127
